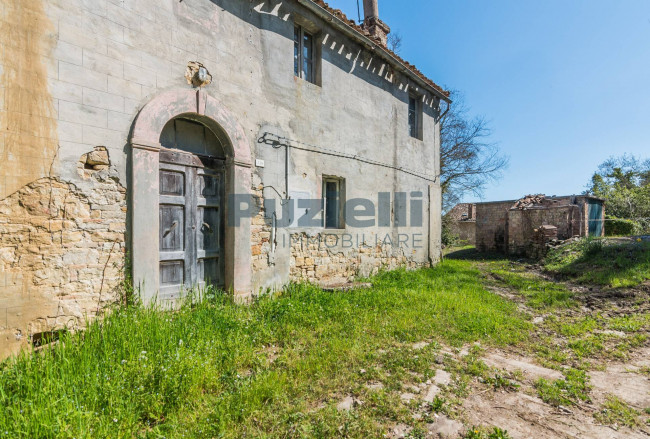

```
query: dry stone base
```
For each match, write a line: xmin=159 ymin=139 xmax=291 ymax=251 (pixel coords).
xmin=289 ymin=232 xmax=427 ymax=285
xmin=248 ymin=182 xmax=429 ymax=287
xmin=0 ymin=168 xmax=126 ymax=359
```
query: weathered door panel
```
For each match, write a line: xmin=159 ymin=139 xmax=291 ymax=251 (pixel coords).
xmin=160 ymin=261 xmax=184 ymax=292
xmin=159 ymin=153 xmax=224 ymax=300
xmin=196 ymin=168 xmax=223 ymax=288
xmin=159 ymin=205 xmax=184 ymax=252
xmin=158 ymin=164 xmax=192 ymax=300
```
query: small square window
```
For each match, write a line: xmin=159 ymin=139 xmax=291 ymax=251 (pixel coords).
xmin=294 ymin=25 xmax=315 ymax=84
xmin=323 ymin=177 xmax=345 ymax=229
xmin=408 ymin=95 xmax=423 ymax=139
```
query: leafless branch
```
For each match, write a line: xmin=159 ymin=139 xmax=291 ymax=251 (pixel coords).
xmin=440 ymin=90 xmax=508 ymax=210
xmin=387 ymin=32 xmax=402 ymax=54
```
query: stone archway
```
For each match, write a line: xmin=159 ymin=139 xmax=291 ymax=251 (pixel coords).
xmin=130 ymin=89 xmax=252 ymax=302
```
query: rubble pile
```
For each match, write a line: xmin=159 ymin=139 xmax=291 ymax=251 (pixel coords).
xmin=536 ymin=225 xmax=559 ymax=240
xmin=528 ymin=225 xmax=558 ymax=259
xmin=512 ymin=194 xmax=546 ymax=210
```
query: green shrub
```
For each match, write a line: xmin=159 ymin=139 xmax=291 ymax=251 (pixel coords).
xmin=544 ymin=238 xmax=650 ymax=287
xmin=605 ymin=216 xmax=639 ymax=237
xmin=442 ymin=217 xmax=460 ymax=247
xmin=580 ymin=237 xmax=604 ymax=257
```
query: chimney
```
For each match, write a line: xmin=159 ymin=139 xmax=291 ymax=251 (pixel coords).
xmin=362 ymin=0 xmax=390 ymax=47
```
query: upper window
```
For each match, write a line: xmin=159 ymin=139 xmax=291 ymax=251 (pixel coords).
xmin=408 ymin=95 xmax=423 ymax=139
xmin=294 ymin=25 xmax=315 ymax=83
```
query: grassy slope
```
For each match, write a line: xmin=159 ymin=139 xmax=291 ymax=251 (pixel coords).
xmin=0 ymin=260 xmax=529 ymax=439
xmin=482 ymin=261 xmax=575 ymax=310
xmin=544 ymin=239 xmax=650 ymax=287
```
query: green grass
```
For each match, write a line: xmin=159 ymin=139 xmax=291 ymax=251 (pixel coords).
xmin=464 ymin=426 xmax=512 ymax=439
xmin=483 ymin=263 xmax=575 ymax=309
xmin=554 ymin=316 xmax=600 ymax=337
xmin=539 ymin=313 xmax=650 ymax=366
xmin=544 ymin=238 xmax=650 ymax=287
xmin=594 ymin=395 xmax=642 ymax=428
xmin=535 ymin=368 xmax=591 ymax=407
xmin=0 ymin=260 xmax=530 ymax=438
xmin=607 ymin=314 xmax=650 ymax=332
xmin=483 ymin=372 xmax=520 ymax=392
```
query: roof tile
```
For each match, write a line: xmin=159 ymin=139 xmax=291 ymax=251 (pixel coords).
xmin=310 ymin=0 xmax=450 ymax=98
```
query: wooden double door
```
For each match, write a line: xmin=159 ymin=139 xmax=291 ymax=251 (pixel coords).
xmin=158 ymin=150 xmax=225 ymax=299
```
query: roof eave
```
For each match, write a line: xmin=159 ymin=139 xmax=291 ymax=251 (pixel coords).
xmin=296 ymin=0 xmax=452 ymax=103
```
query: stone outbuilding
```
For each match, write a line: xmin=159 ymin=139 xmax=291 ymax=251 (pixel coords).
xmin=0 ymin=0 xmax=449 ymax=357
xmin=444 ymin=203 xmax=476 ymax=244
xmin=475 ymin=195 xmax=605 ymax=256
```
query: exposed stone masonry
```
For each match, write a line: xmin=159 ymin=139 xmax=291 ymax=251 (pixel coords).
xmin=289 ymin=232 xmax=424 ymax=285
xmin=251 ymin=183 xmax=275 ymax=273
xmin=0 ymin=162 xmax=126 ymax=358
xmin=249 ymin=182 xmax=426 ymax=287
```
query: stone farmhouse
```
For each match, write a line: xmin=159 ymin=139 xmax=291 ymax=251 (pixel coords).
xmin=0 ymin=0 xmax=450 ymax=357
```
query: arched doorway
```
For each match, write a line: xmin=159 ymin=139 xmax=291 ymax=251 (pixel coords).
xmin=157 ymin=117 xmax=226 ymax=299
xmin=129 ymin=89 xmax=253 ymax=303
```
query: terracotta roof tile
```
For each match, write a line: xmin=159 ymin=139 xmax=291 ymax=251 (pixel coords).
xmin=309 ymin=0 xmax=450 ymax=98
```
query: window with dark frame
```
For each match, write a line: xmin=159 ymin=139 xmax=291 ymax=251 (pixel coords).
xmin=294 ymin=25 xmax=314 ymax=83
xmin=323 ymin=177 xmax=344 ymax=229
xmin=408 ymin=95 xmax=420 ymax=139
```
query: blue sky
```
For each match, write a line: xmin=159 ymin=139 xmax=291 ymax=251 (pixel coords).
xmin=325 ymin=0 xmax=650 ymax=202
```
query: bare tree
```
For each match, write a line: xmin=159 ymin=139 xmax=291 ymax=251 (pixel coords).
xmin=440 ymin=90 xmax=508 ymax=211
xmin=387 ymin=32 xmax=402 ymax=54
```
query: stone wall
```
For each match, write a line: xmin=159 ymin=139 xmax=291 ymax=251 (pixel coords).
xmin=455 ymin=221 xmax=476 ymax=245
xmin=249 ymin=180 xmax=426 ymax=287
xmin=507 ymin=206 xmax=579 ymax=256
xmin=36 ymin=0 xmax=442 ymax=295
xmin=475 ymin=201 xmax=514 ymax=253
xmin=250 ymin=181 xmax=275 ymax=276
xmin=0 ymin=0 xmax=444 ymax=357
xmin=476 ymin=196 xmax=606 ymax=255
xmin=288 ymin=232 xmax=424 ymax=286
xmin=0 ymin=155 xmax=126 ymax=358
xmin=0 ymin=1 xmax=59 ymax=199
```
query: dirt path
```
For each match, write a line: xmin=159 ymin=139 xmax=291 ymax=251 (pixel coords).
xmin=390 ymin=259 xmax=650 ymax=438
xmin=461 ymin=348 xmax=650 ymax=439
xmin=386 ymin=344 xmax=650 ymax=438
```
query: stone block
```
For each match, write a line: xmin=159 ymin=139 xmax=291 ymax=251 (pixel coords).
xmin=59 ymin=61 xmax=108 ymax=92
xmin=123 ymin=62 xmax=157 ymax=88
xmin=52 ymin=40 xmax=83 ymax=66
xmin=86 ymin=149 xmax=109 ymax=166
xmin=49 ymin=78 xmax=83 ymax=103
xmin=83 ymin=50 xmax=123 ymax=77
xmin=59 ymin=101 xmax=107 ymax=129
xmin=107 ymin=76 xmax=142 ymax=99
xmin=83 ymin=88 xmax=124 ymax=112
xmin=107 ymin=110 xmax=133 ymax=132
